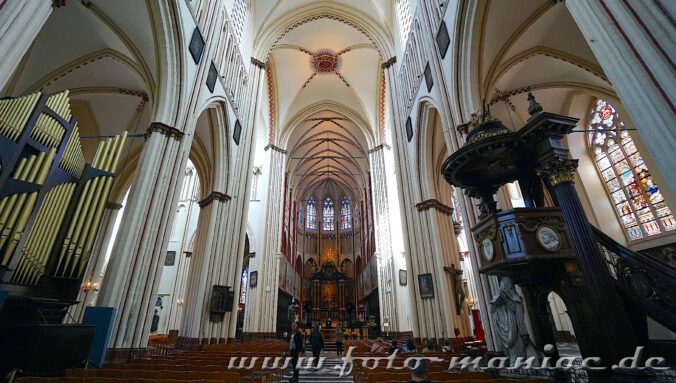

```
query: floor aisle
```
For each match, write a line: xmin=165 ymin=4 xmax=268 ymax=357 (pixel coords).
xmin=282 ymin=351 xmax=352 ymax=383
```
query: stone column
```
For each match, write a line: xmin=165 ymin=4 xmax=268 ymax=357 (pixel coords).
xmin=414 ymin=199 xmax=471 ymax=340
xmin=179 ymin=55 xmax=268 ymax=345
xmin=179 ymin=192 xmax=233 ymax=346
xmin=368 ymin=145 xmax=401 ymax=334
xmin=216 ymin=58 xmax=269 ymax=342
xmin=243 ymin=145 xmax=286 ymax=336
xmin=0 ymin=0 xmax=52 ymax=91
xmin=165 ymin=250 xmax=190 ymax=332
xmin=566 ymin=0 xmax=676 ymax=193
xmin=66 ymin=202 xmax=123 ymax=323
xmin=457 ymin=191 xmax=498 ymax=350
xmin=382 ymin=58 xmax=421 ymax=339
xmin=97 ymin=123 xmax=188 ymax=348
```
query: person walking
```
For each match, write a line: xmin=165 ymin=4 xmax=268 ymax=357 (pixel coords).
xmin=289 ymin=322 xmax=304 ymax=383
xmin=335 ymin=325 xmax=345 ymax=357
xmin=309 ymin=325 xmax=324 ymax=368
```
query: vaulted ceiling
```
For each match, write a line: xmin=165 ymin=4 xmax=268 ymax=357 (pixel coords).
xmin=2 ymin=1 xmax=159 ymax=199
xmin=475 ymin=0 xmax=613 ymax=129
xmin=258 ymin=1 xmax=394 ymax=203
xmin=286 ymin=111 xmax=370 ymax=202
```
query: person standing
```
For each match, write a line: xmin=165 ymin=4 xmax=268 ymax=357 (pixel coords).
xmin=309 ymin=325 xmax=324 ymax=367
xmin=289 ymin=322 xmax=304 ymax=383
xmin=335 ymin=325 xmax=345 ymax=357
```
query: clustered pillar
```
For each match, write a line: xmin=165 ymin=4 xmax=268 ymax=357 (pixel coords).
xmin=178 ymin=192 xmax=233 ymax=347
xmin=242 ymin=144 xmax=286 ymax=337
xmin=368 ymin=145 xmax=400 ymax=334
xmin=97 ymin=123 xmax=188 ymax=348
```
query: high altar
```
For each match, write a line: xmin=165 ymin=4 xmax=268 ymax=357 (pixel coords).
xmin=305 ymin=260 xmax=352 ymax=326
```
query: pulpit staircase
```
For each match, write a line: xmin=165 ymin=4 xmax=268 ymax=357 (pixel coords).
xmin=593 ymin=226 xmax=676 ymax=337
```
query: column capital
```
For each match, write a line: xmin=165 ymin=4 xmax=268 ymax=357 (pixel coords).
xmin=538 ymin=159 xmax=578 ymax=187
xmin=368 ymin=143 xmax=391 ymax=153
xmin=251 ymin=57 xmax=266 ymax=69
xmin=264 ymin=144 xmax=287 ymax=154
xmin=381 ymin=57 xmax=397 ymax=69
xmin=198 ymin=191 xmax=231 ymax=208
xmin=145 ymin=122 xmax=184 ymax=141
xmin=415 ymin=199 xmax=453 ymax=216
xmin=105 ymin=202 xmax=124 ymax=210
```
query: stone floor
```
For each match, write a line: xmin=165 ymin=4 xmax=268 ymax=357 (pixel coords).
xmin=282 ymin=351 xmax=352 ymax=383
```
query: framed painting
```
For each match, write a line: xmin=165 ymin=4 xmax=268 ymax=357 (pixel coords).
xmin=233 ymin=120 xmax=242 ymax=145
xmin=164 ymin=251 xmax=176 ymax=266
xmin=436 ymin=21 xmax=450 ymax=59
xmin=406 ymin=116 xmax=413 ymax=142
xmin=399 ymin=269 xmax=407 ymax=286
xmin=189 ymin=28 xmax=205 ymax=64
xmin=418 ymin=273 xmax=434 ymax=299
xmin=206 ymin=61 xmax=218 ymax=92
xmin=424 ymin=62 xmax=433 ymax=92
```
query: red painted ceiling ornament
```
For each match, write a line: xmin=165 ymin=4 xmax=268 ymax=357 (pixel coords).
xmin=299 ymin=47 xmax=351 ymax=88
xmin=310 ymin=48 xmax=342 ymax=74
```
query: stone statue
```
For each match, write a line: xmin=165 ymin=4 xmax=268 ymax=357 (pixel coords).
xmin=288 ymin=297 xmax=297 ymax=323
xmin=490 ymin=277 xmax=539 ymax=363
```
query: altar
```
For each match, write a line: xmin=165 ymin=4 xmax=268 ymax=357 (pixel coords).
xmin=305 ymin=262 xmax=354 ymax=326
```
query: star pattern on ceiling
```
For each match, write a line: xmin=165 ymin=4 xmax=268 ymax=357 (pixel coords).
xmin=299 ymin=47 xmax=353 ymax=88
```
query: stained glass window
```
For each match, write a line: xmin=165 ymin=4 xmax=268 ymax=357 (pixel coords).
xmin=588 ymin=99 xmax=675 ymax=240
xmin=306 ymin=197 xmax=317 ymax=230
xmin=297 ymin=206 xmax=303 ymax=226
xmin=354 ymin=206 xmax=361 ymax=227
xmin=323 ymin=198 xmax=335 ymax=231
xmin=240 ymin=267 xmax=248 ymax=304
xmin=340 ymin=197 xmax=352 ymax=230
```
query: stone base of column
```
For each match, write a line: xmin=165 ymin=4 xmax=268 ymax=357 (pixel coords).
xmin=241 ymin=332 xmax=277 ymax=340
xmin=200 ymin=337 xmax=227 ymax=345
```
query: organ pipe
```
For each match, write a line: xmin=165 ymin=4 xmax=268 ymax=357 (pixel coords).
xmin=0 ymin=90 xmax=127 ymax=290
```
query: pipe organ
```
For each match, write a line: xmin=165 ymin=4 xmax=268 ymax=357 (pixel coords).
xmin=0 ymin=90 xmax=126 ymax=306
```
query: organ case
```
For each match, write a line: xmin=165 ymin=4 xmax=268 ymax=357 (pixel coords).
xmin=0 ymin=90 xmax=126 ymax=311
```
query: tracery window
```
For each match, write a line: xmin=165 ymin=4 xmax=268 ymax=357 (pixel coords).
xmin=354 ymin=205 xmax=361 ymax=227
xmin=306 ymin=197 xmax=317 ymax=230
xmin=231 ymin=0 xmax=250 ymax=47
xmin=588 ymin=99 xmax=674 ymax=240
xmin=323 ymin=198 xmax=335 ymax=231
xmin=340 ymin=197 xmax=352 ymax=230
xmin=395 ymin=0 xmax=413 ymax=46
xmin=297 ymin=206 xmax=303 ymax=226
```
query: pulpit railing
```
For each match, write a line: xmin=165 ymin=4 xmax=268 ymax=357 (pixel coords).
xmin=592 ymin=226 xmax=676 ymax=333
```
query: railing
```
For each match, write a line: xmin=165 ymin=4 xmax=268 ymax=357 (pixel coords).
xmin=592 ymin=226 xmax=676 ymax=333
